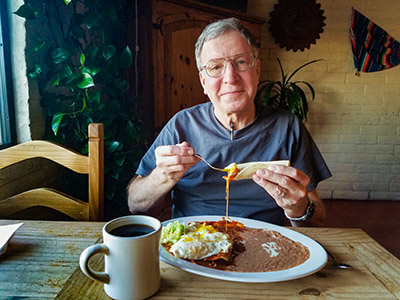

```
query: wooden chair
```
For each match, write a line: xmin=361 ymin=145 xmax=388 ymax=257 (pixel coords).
xmin=0 ymin=123 xmax=104 ymax=221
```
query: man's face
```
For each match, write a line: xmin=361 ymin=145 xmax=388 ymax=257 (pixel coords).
xmin=199 ymin=30 xmax=260 ymax=117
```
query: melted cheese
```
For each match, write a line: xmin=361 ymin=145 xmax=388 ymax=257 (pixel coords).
xmin=223 ymin=163 xmax=240 ymax=219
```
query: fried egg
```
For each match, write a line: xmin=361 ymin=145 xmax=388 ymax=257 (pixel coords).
xmin=169 ymin=223 xmax=232 ymax=261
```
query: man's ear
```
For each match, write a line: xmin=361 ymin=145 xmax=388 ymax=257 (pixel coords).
xmin=256 ymin=58 xmax=261 ymax=81
xmin=199 ymin=71 xmax=207 ymax=95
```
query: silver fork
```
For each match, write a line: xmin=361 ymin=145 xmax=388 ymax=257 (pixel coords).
xmin=194 ymin=154 xmax=227 ymax=172
xmin=324 ymin=247 xmax=352 ymax=269
xmin=317 ymin=242 xmax=352 ymax=269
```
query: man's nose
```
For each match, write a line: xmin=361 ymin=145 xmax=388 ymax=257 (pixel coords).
xmin=223 ymin=61 xmax=238 ymax=83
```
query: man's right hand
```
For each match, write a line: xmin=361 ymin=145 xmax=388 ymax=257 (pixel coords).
xmin=155 ymin=141 xmax=199 ymax=182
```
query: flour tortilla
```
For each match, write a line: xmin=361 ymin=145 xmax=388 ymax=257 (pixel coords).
xmin=224 ymin=160 xmax=290 ymax=181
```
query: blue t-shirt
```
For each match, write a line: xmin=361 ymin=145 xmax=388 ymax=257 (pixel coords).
xmin=136 ymin=102 xmax=331 ymax=225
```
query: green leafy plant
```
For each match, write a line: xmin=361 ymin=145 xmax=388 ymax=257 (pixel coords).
xmin=14 ymin=0 xmax=149 ymax=218
xmin=256 ymin=57 xmax=322 ymax=122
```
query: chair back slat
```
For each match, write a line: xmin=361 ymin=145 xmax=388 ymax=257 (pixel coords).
xmin=0 ymin=123 xmax=104 ymax=221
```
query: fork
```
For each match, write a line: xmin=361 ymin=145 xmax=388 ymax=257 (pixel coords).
xmin=194 ymin=154 xmax=227 ymax=172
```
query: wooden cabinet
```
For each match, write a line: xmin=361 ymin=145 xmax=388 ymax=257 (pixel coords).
xmin=130 ymin=0 xmax=265 ymax=135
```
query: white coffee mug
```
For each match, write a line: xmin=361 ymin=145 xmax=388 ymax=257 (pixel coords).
xmin=79 ymin=215 xmax=161 ymax=300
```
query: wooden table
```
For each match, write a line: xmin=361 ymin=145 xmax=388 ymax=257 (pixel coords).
xmin=0 ymin=220 xmax=399 ymax=299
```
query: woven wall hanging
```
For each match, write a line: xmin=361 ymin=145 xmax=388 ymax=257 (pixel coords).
xmin=350 ymin=8 xmax=400 ymax=74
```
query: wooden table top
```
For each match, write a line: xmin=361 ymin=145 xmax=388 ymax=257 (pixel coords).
xmin=0 ymin=219 xmax=399 ymax=299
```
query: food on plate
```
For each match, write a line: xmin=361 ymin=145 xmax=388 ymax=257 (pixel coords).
xmin=161 ymin=220 xmax=187 ymax=244
xmin=224 ymin=160 xmax=290 ymax=181
xmin=161 ymin=219 xmax=310 ymax=272
xmin=161 ymin=220 xmax=233 ymax=261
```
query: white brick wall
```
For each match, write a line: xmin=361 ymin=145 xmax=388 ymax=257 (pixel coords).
xmin=248 ymin=0 xmax=400 ymax=201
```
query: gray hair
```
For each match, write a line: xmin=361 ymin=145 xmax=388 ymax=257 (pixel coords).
xmin=195 ymin=18 xmax=259 ymax=71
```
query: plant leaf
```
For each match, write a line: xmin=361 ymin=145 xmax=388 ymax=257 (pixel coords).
xmin=27 ymin=64 xmax=42 ymax=78
xmin=88 ymin=90 xmax=101 ymax=107
xmin=105 ymin=141 xmax=120 ymax=153
xmin=77 ymin=72 xmax=95 ymax=89
xmin=33 ymin=38 xmax=45 ymax=52
xmin=297 ymin=81 xmax=316 ymax=100
xmin=84 ymin=11 xmax=102 ymax=29
xmin=52 ymin=48 xmax=70 ymax=64
xmin=80 ymin=53 xmax=85 ymax=67
xmin=13 ymin=4 xmax=38 ymax=20
xmin=103 ymin=45 xmax=116 ymax=60
xmin=114 ymin=152 xmax=126 ymax=167
xmin=51 ymin=113 xmax=64 ymax=135
xmin=64 ymin=0 xmax=72 ymax=5
xmin=125 ymin=121 xmax=137 ymax=141
xmin=120 ymin=46 xmax=133 ymax=68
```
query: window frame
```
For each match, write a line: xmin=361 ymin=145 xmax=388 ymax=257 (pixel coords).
xmin=0 ymin=0 xmax=15 ymax=149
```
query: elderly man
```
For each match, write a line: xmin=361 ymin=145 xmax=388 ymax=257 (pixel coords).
xmin=127 ymin=18 xmax=331 ymax=227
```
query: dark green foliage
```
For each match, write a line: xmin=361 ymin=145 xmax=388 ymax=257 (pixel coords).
xmin=14 ymin=0 xmax=149 ymax=218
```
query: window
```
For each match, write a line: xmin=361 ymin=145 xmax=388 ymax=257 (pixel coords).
xmin=0 ymin=1 xmax=15 ymax=148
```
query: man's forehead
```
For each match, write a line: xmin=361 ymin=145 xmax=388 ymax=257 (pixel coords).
xmin=200 ymin=31 xmax=251 ymax=63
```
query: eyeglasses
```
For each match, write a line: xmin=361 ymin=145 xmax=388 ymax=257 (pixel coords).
xmin=201 ymin=53 xmax=255 ymax=78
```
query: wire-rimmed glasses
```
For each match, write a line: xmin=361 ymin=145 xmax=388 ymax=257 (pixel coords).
xmin=201 ymin=52 xmax=255 ymax=78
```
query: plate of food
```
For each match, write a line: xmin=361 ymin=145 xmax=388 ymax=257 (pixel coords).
xmin=159 ymin=216 xmax=327 ymax=282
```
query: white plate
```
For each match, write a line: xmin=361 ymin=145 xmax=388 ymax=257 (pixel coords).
xmin=160 ymin=216 xmax=327 ymax=283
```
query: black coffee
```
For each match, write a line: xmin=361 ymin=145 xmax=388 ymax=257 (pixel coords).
xmin=110 ymin=224 xmax=155 ymax=237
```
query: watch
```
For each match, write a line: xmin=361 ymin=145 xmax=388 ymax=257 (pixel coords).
xmin=284 ymin=198 xmax=315 ymax=222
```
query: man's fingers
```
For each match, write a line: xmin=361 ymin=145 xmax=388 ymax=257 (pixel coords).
xmin=156 ymin=143 xmax=194 ymax=157
xmin=259 ymin=165 xmax=310 ymax=187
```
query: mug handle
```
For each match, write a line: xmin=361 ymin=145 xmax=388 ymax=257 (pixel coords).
xmin=79 ymin=244 xmax=110 ymax=284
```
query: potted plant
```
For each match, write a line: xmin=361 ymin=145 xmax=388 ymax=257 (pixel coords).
xmin=256 ymin=57 xmax=322 ymax=122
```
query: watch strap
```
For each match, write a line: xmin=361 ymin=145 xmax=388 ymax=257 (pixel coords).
xmin=284 ymin=198 xmax=315 ymax=222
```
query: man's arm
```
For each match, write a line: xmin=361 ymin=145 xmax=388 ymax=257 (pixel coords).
xmin=289 ymin=189 xmax=326 ymax=227
xmin=127 ymin=142 xmax=199 ymax=214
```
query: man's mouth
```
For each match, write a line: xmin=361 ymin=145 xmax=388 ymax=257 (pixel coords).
xmin=221 ymin=90 xmax=243 ymax=96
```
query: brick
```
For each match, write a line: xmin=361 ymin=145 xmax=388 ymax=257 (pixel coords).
xmin=365 ymin=84 xmax=400 ymax=95
xmin=330 ymin=171 xmax=373 ymax=182
xmin=318 ymin=144 xmax=341 ymax=153
xmin=324 ymin=181 xmax=353 ymax=190
xmin=326 ymin=83 xmax=364 ymax=94
xmin=342 ymin=115 xmax=380 ymax=125
xmin=376 ymin=154 xmax=400 ymax=164
xmin=370 ymin=192 xmax=400 ymax=201
xmin=360 ymin=125 xmax=397 ymax=135
xmin=380 ymin=116 xmax=400 ymax=126
xmin=338 ymin=153 xmax=376 ymax=163
xmin=344 ymin=94 xmax=383 ymax=105
xmin=386 ymin=73 xmax=400 ymax=84
xmin=346 ymin=73 xmax=386 ymax=84
xmin=373 ymin=173 xmax=400 ymax=183
xmin=340 ymin=134 xmax=377 ymax=144
xmin=378 ymin=135 xmax=400 ymax=145
xmin=328 ymin=61 xmax=353 ymax=73
xmin=333 ymin=190 xmax=369 ymax=200
xmin=328 ymin=163 xmax=356 ymax=173
xmin=308 ymin=124 xmax=360 ymax=134
xmin=389 ymin=181 xmax=400 ymax=192
xmin=356 ymin=163 xmax=394 ymax=174
xmin=357 ymin=144 xmax=394 ymax=154
xmin=308 ymin=113 xmax=342 ymax=124
xmin=353 ymin=182 xmax=389 ymax=191
xmin=312 ymin=133 xmax=340 ymax=144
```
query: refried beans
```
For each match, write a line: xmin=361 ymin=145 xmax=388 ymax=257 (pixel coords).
xmin=169 ymin=221 xmax=310 ymax=273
